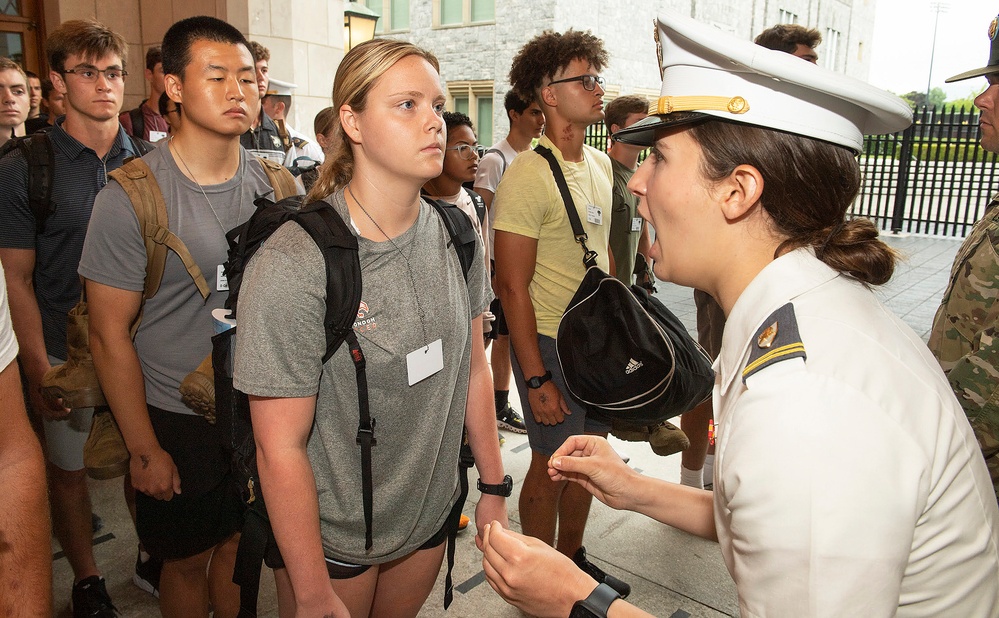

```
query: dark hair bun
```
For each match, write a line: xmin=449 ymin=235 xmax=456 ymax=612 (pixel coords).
xmin=815 ymin=218 xmax=896 ymax=285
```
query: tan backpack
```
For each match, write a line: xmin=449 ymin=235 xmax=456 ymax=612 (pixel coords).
xmin=41 ymin=156 xmax=297 ymax=478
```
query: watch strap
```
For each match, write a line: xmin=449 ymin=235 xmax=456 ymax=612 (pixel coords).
xmin=571 ymin=583 xmax=621 ymax=617
xmin=526 ymin=369 xmax=553 ymax=389
xmin=477 ymin=474 xmax=513 ymax=497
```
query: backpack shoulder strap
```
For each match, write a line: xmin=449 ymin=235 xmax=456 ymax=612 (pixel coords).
xmin=128 ymin=135 xmax=154 ymax=156
xmin=291 ymin=202 xmax=361 ymax=363
xmin=18 ymin=133 xmax=56 ymax=234
xmin=485 ymin=147 xmax=507 ymax=175
xmin=291 ymin=201 xmax=377 ymax=548
xmin=255 ymin=156 xmax=298 ymax=201
xmin=428 ymin=198 xmax=477 ymax=282
xmin=108 ymin=158 xmax=210 ymax=301
xmin=129 ymin=106 xmax=145 ymax=140
xmin=464 ymin=188 xmax=487 ymax=226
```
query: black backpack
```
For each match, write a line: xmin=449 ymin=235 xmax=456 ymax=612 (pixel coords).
xmin=0 ymin=131 xmax=154 ymax=234
xmin=220 ymin=194 xmax=478 ymax=616
xmin=128 ymin=105 xmax=145 ymax=141
xmin=465 ymin=187 xmax=487 ymax=226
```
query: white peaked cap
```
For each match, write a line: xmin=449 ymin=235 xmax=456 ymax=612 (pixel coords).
xmin=614 ymin=10 xmax=912 ymax=152
xmin=265 ymin=77 xmax=298 ymax=96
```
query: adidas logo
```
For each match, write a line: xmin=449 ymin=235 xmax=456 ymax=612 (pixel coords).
xmin=625 ymin=358 xmax=643 ymax=374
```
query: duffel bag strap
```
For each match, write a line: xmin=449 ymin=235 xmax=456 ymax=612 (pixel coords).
xmin=534 ymin=145 xmax=598 ymax=269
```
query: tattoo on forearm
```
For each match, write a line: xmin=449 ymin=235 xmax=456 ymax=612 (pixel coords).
xmin=140 ymin=455 xmax=150 ymax=469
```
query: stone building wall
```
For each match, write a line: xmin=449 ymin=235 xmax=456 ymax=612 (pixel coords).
xmin=388 ymin=0 xmax=877 ymax=147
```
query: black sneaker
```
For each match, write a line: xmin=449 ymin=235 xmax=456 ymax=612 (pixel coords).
xmin=572 ymin=546 xmax=631 ymax=599
xmin=133 ymin=551 xmax=162 ymax=598
xmin=72 ymin=575 xmax=118 ymax=617
xmin=496 ymin=402 xmax=527 ymax=434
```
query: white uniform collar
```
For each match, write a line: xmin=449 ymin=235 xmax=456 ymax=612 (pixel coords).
xmin=716 ymin=247 xmax=839 ymax=395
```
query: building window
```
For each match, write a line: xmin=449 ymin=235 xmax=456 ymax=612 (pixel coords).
xmin=365 ymin=0 xmax=410 ymax=33
xmin=435 ymin=0 xmax=495 ymax=27
xmin=447 ymin=81 xmax=493 ymax=147
xmin=824 ymin=28 xmax=841 ymax=71
xmin=778 ymin=9 xmax=798 ymax=24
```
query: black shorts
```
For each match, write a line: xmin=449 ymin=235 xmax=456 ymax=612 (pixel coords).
xmin=486 ymin=297 xmax=509 ymax=339
xmin=135 ymin=405 xmax=244 ymax=560
xmin=265 ymin=496 xmax=458 ymax=579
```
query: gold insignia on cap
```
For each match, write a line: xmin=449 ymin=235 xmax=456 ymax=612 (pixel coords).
xmin=727 ymin=96 xmax=749 ymax=113
xmin=757 ymin=321 xmax=778 ymax=348
xmin=651 ymin=95 xmax=751 ymax=115
xmin=990 ymin=17 xmax=998 ymax=40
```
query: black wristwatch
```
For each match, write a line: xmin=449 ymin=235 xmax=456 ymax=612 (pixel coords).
xmin=525 ymin=369 xmax=553 ymax=389
xmin=477 ymin=474 xmax=513 ymax=497
xmin=569 ymin=583 xmax=621 ymax=618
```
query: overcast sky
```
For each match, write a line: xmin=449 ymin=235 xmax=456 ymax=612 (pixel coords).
xmin=869 ymin=0 xmax=995 ymax=101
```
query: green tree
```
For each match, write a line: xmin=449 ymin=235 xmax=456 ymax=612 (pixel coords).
xmin=900 ymin=87 xmax=947 ymax=109
xmin=945 ymin=85 xmax=986 ymax=112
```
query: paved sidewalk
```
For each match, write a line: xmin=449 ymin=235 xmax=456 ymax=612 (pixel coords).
xmin=52 ymin=233 xmax=962 ymax=617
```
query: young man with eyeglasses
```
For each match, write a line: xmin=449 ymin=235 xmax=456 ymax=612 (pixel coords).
xmin=491 ymin=30 xmax=630 ymax=597
xmin=423 ymin=111 xmax=493 ymax=326
xmin=0 ymin=19 xmax=144 ymax=618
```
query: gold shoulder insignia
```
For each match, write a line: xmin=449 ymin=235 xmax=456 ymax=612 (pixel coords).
xmin=291 ymin=136 xmax=308 ymax=148
xmin=742 ymin=302 xmax=806 ymax=383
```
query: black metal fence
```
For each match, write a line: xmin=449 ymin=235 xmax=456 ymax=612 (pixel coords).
xmin=585 ymin=121 xmax=648 ymax=163
xmin=587 ymin=106 xmax=999 ymax=238
xmin=853 ymin=105 xmax=999 ymax=237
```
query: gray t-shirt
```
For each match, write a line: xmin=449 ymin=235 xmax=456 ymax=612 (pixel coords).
xmin=79 ymin=142 xmax=277 ymax=413
xmin=233 ymin=188 xmax=489 ymax=564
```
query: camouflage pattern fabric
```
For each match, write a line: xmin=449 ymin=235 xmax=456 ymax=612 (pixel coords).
xmin=928 ymin=197 xmax=999 ymax=503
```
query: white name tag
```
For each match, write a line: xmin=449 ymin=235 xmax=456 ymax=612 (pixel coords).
xmin=148 ymin=130 xmax=168 ymax=143
xmin=406 ymin=338 xmax=444 ymax=385
xmin=586 ymin=203 xmax=602 ymax=225
xmin=217 ymin=264 xmax=229 ymax=291
xmin=631 ymin=217 xmax=643 ymax=233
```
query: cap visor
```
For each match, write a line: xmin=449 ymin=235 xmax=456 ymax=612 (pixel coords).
xmin=613 ymin=112 xmax=709 ymax=146
xmin=945 ymin=64 xmax=999 ymax=83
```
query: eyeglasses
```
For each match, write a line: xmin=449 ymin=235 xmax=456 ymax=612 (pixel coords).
xmin=61 ymin=67 xmax=128 ymax=83
xmin=446 ymin=144 xmax=482 ymax=161
xmin=547 ymin=74 xmax=605 ymax=92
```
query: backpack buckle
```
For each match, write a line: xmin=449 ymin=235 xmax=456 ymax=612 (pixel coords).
xmin=356 ymin=420 xmax=377 ymax=447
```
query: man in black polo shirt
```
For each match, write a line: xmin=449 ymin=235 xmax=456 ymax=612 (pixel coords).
xmin=0 ymin=19 xmax=142 ymax=617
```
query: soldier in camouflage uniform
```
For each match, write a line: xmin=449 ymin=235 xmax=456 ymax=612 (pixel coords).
xmin=929 ymin=14 xmax=999 ymax=502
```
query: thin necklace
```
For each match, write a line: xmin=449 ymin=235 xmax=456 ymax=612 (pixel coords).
xmin=347 ymin=183 xmax=430 ymax=345
xmin=566 ymin=149 xmax=599 ymax=207
xmin=170 ymin=136 xmax=241 ymax=234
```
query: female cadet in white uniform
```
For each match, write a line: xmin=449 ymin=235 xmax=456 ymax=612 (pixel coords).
xmin=479 ymin=10 xmax=999 ymax=618
xmin=233 ymin=39 xmax=508 ymax=617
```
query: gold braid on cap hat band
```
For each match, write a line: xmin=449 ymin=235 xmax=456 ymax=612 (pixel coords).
xmin=651 ymin=96 xmax=750 ymax=115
